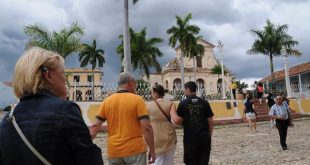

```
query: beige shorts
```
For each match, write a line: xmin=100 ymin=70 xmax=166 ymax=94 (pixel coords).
xmin=246 ymin=112 xmax=256 ymax=120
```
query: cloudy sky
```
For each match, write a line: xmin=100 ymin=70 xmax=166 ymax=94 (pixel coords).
xmin=0 ymin=0 xmax=309 ymax=104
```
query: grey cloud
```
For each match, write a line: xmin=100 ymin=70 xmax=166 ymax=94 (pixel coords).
xmin=0 ymin=0 xmax=309 ymax=85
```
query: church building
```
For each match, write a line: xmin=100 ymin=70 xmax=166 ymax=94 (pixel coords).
xmin=145 ymin=39 xmax=234 ymax=96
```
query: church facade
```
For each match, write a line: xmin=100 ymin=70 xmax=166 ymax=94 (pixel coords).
xmin=145 ymin=39 xmax=234 ymax=96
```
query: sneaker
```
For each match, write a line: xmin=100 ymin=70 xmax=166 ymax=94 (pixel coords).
xmin=282 ymin=146 xmax=287 ymax=150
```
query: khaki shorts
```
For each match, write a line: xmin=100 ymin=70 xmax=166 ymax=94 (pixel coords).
xmin=108 ymin=152 xmax=146 ymax=165
xmin=246 ymin=112 xmax=256 ymax=120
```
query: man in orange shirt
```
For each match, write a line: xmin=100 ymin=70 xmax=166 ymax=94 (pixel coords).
xmin=90 ymin=72 xmax=156 ymax=164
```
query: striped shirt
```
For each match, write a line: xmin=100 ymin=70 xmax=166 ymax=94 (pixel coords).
xmin=269 ymin=103 xmax=289 ymax=120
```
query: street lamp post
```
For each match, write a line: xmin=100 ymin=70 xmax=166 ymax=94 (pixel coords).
xmin=217 ymin=40 xmax=226 ymax=99
xmin=281 ymin=46 xmax=292 ymax=98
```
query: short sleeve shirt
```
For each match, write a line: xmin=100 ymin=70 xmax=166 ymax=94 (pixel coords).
xmin=177 ymin=95 xmax=214 ymax=136
xmin=269 ymin=103 xmax=289 ymax=120
xmin=96 ymin=91 xmax=149 ymax=158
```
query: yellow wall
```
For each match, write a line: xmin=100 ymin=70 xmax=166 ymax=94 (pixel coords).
xmin=80 ymin=99 xmax=309 ymax=126
xmin=236 ymin=101 xmax=245 ymax=117
xmin=301 ymin=99 xmax=310 ymax=113
xmin=289 ymin=99 xmax=300 ymax=113
xmin=87 ymin=104 xmax=101 ymax=123
xmin=209 ymin=101 xmax=235 ymax=118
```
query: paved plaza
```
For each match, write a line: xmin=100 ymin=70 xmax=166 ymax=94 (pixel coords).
xmin=93 ymin=118 xmax=310 ymax=165
xmin=1 ymin=111 xmax=309 ymax=164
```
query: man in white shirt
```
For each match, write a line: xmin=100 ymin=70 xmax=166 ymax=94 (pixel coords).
xmin=269 ymin=95 xmax=290 ymax=150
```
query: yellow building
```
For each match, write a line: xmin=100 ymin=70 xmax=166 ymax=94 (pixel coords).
xmin=65 ymin=68 xmax=103 ymax=101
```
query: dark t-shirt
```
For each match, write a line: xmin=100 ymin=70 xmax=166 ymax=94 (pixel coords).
xmin=177 ymin=95 xmax=214 ymax=136
xmin=244 ymin=101 xmax=255 ymax=113
xmin=267 ymin=95 xmax=275 ymax=108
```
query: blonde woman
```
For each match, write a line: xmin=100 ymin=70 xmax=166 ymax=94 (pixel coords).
xmin=0 ymin=47 xmax=103 ymax=165
xmin=147 ymin=84 xmax=177 ymax=165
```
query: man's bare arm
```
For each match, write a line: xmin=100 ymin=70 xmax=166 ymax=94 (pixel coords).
xmin=140 ymin=119 xmax=156 ymax=164
xmin=170 ymin=104 xmax=183 ymax=125
xmin=90 ymin=119 xmax=104 ymax=140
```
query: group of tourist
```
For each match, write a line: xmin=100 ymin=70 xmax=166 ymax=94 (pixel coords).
xmin=243 ymin=89 xmax=293 ymax=151
xmin=0 ymin=47 xmax=294 ymax=165
xmin=0 ymin=47 xmax=214 ymax=165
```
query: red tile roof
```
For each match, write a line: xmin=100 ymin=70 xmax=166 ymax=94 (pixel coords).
xmin=260 ymin=62 xmax=310 ymax=82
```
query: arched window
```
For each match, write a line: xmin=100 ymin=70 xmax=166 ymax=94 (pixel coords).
xmin=217 ymin=79 xmax=222 ymax=93
xmin=173 ymin=78 xmax=181 ymax=90
xmin=196 ymin=79 xmax=205 ymax=89
xmin=86 ymin=90 xmax=92 ymax=100
xmin=76 ymin=90 xmax=82 ymax=101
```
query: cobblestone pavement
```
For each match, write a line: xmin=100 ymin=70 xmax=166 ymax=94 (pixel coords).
xmin=94 ymin=119 xmax=310 ymax=165
xmin=1 ymin=111 xmax=309 ymax=164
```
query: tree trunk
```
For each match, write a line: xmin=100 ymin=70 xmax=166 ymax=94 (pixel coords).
xmin=180 ymin=50 xmax=185 ymax=90
xmin=123 ymin=0 xmax=132 ymax=73
xmin=193 ymin=56 xmax=197 ymax=82
xmin=92 ymin=69 xmax=95 ymax=101
xmin=269 ymin=53 xmax=275 ymax=90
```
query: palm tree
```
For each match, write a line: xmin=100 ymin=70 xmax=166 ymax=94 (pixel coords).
xmin=212 ymin=64 xmax=228 ymax=94
xmin=117 ymin=27 xmax=163 ymax=78
xmin=24 ymin=21 xmax=84 ymax=59
xmin=123 ymin=0 xmax=139 ymax=73
xmin=186 ymin=37 xmax=205 ymax=82
xmin=167 ymin=13 xmax=200 ymax=89
xmin=79 ymin=39 xmax=105 ymax=100
xmin=247 ymin=19 xmax=301 ymax=89
xmin=211 ymin=64 xmax=228 ymax=79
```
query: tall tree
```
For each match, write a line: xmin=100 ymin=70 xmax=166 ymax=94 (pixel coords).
xmin=186 ymin=37 xmax=205 ymax=82
xmin=247 ymin=19 xmax=301 ymax=89
xmin=79 ymin=39 xmax=105 ymax=100
xmin=167 ymin=13 xmax=200 ymax=89
xmin=211 ymin=64 xmax=228 ymax=79
xmin=211 ymin=64 xmax=228 ymax=93
xmin=24 ymin=21 xmax=84 ymax=59
xmin=123 ymin=0 xmax=139 ymax=73
xmin=117 ymin=27 xmax=163 ymax=78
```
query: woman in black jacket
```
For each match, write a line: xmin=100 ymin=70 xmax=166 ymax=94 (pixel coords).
xmin=0 ymin=47 xmax=103 ymax=165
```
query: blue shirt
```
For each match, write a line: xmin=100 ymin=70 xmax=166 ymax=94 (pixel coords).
xmin=269 ymin=103 xmax=289 ymax=120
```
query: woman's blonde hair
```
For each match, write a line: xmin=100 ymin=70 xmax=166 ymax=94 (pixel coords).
xmin=13 ymin=47 xmax=64 ymax=98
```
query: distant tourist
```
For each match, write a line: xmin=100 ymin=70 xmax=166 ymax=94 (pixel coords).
xmin=171 ymin=81 xmax=214 ymax=165
xmin=0 ymin=47 xmax=103 ymax=165
xmin=269 ymin=95 xmax=290 ymax=150
xmin=230 ymin=80 xmax=237 ymax=100
xmin=266 ymin=92 xmax=276 ymax=128
xmin=90 ymin=72 xmax=156 ymax=164
xmin=257 ymin=82 xmax=264 ymax=105
xmin=148 ymin=84 xmax=177 ymax=165
xmin=244 ymin=96 xmax=258 ymax=133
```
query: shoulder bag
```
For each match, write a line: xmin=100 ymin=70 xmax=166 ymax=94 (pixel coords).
xmin=154 ymin=100 xmax=172 ymax=123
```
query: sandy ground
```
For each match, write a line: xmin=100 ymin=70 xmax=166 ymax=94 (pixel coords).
xmin=93 ymin=119 xmax=310 ymax=165
xmin=1 ymin=111 xmax=309 ymax=164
